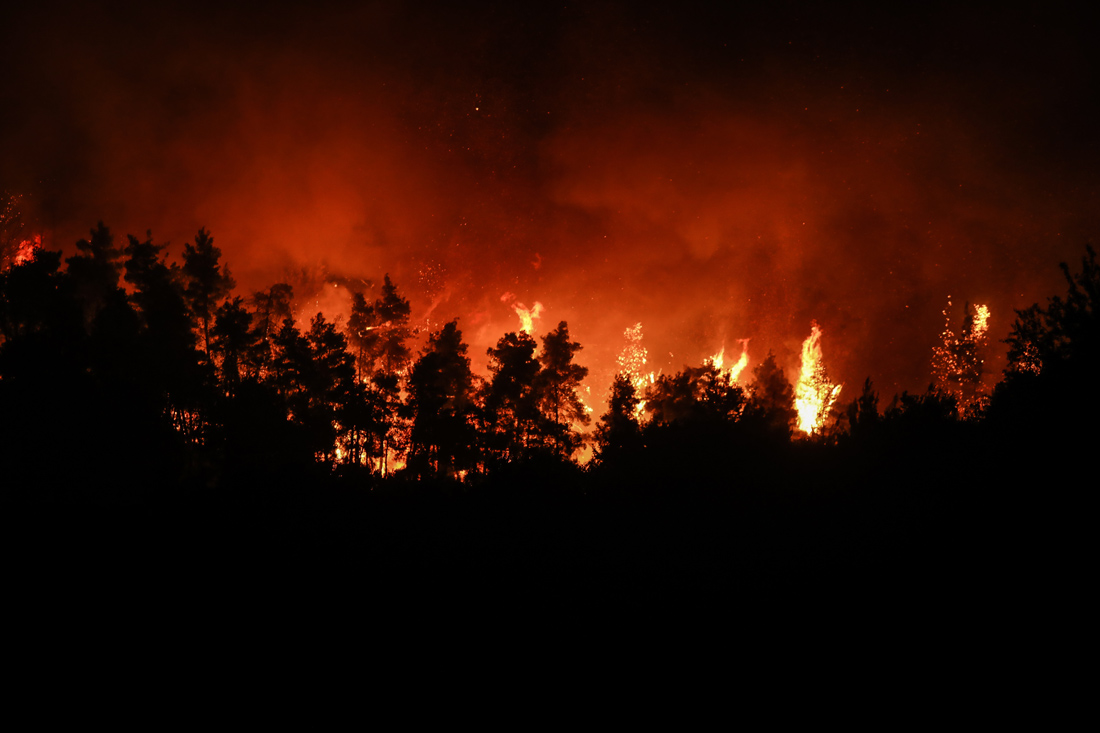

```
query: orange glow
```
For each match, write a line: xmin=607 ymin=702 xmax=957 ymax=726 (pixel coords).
xmin=794 ymin=322 xmax=842 ymax=435
xmin=0 ymin=5 xmax=1086 ymax=419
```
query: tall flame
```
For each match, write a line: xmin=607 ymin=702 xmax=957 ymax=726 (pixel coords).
xmin=706 ymin=338 xmax=750 ymax=382
xmin=513 ymin=301 xmax=543 ymax=335
xmin=617 ymin=322 xmax=657 ymax=418
xmin=794 ymin=322 xmax=842 ymax=435
xmin=972 ymin=303 xmax=990 ymax=341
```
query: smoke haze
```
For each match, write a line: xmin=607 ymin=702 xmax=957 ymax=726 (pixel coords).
xmin=4 ymin=0 xmax=1098 ymax=400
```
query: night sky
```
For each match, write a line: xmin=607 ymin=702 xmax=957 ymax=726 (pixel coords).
xmin=3 ymin=0 xmax=1098 ymax=403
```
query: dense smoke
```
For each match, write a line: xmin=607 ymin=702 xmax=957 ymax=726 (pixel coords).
xmin=3 ymin=1 xmax=1098 ymax=403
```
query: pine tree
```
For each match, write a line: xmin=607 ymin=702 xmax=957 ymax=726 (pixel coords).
xmin=181 ymin=228 xmax=235 ymax=355
xmin=66 ymin=221 xmax=124 ymax=327
xmin=485 ymin=330 xmax=541 ymax=461
xmin=593 ymin=373 xmax=642 ymax=464
xmin=248 ymin=283 xmax=294 ymax=379
xmin=407 ymin=320 xmax=478 ymax=479
xmin=745 ymin=352 xmax=797 ymax=440
xmin=210 ymin=297 xmax=260 ymax=394
xmin=534 ymin=321 xmax=590 ymax=459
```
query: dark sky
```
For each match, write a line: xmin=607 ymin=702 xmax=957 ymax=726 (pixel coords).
xmin=3 ymin=0 xmax=1098 ymax=401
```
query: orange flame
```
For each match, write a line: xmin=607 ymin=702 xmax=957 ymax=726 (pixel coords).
xmin=13 ymin=234 xmax=41 ymax=266
xmin=706 ymin=338 xmax=750 ymax=382
xmin=972 ymin=304 xmax=990 ymax=340
xmin=513 ymin=301 xmax=543 ymax=335
xmin=617 ymin=322 xmax=657 ymax=418
xmin=795 ymin=322 xmax=842 ymax=435
xmin=932 ymin=298 xmax=991 ymax=412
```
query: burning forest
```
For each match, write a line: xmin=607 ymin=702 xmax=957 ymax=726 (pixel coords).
xmin=1 ymin=2 xmax=1097 ymax=635
xmin=1 ymin=218 xmax=1096 ymax=487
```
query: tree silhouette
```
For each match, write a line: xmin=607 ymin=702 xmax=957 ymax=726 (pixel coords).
xmin=990 ymin=244 xmax=1100 ymax=447
xmin=535 ymin=321 xmax=591 ymax=459
xmin=845 ymin=377 xmax=881 ymax=439
xmin=644 ymin=363 xmax=742 ymax=426
xmin=347 ymin=291 xmax=377 ymax=383
xmin=181 ymin=228 xmax=235 ymax=355
xmin=268 ymin=313 xmax=356 ymax=467
xmin=593 ymin=373 xmax=642 ymax=465
xmin=407 ymin=320 xmax=479 ymax=479
xmin=0 ymin=248 xmax=80 ymax=351
xmin=1005 ymin=244 xmax=1099 ymax=374
xmin=375 ymin=275 xmax=413 ymax=374
xmin=485 ymin=330 xmax=542 ymax=461
xmin=304 ymin=313 xmax=357 ymax=467
xmin=744 ymin=352 xmax=797 ymax=440
xmin=347 ymin=275 xmax=413 ymax=378
xmin=248 ymin=283 xmax=294 ymax=379
xmin=123 ymin=232 xmax=209 ymax=443
xmin=345 ymin=276 xmax=413 ymax=473
xmin=123 ymin=232 xmax=199 ymax=367
xmin=66 ymin=222 xmax=124 ymax=327
xmin=210 ymin=296 xmax=259 ymax=394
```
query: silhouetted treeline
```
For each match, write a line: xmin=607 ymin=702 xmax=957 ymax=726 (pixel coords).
xmin=2 ymin=224 xmax=1097 ymax=494
xmin=0 ymin=224 xmax=602 ymax=496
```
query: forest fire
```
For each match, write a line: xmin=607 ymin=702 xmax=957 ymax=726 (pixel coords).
xmin=794 ymin=322 xmax=842 ymax=435
xmin=4 ymin=2 xmax=1098 ymax=624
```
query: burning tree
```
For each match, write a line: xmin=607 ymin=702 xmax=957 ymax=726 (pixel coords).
xmin=931 ymin=299 xmax=990 ymax=415
xmin=616 ymin=322 xmax=657 ymax=418
xmin=0 ymin=193 xmax=40 ymax=270
xmin=794 ymin=322 xmax=842 ymax=435
xmin=706 ymin=339 xmax=750 ymax=383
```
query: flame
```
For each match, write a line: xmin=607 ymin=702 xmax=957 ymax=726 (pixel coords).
xmin=931 ymin=298 xmax=991 ymax=413
xmin=13 ymin=234 xmax=41 ymax=266
xmin=972 ymin=303 xmax=990 ymax=340
xmin=706 ymin=338 xmax=750 ymax=382
xmin=513 ymin=301 xmax=543 ymax=335
xmin=617 ymin=322 xmax=658 ymax=418
xmin=794 ymin=322 xmax=842 ymax=435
